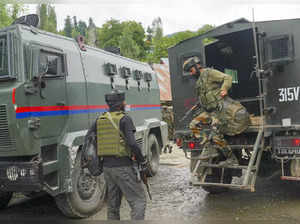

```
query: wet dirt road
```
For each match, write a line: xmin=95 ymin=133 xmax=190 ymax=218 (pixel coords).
xmin=2 ymin=145 xmax=300 ymax=223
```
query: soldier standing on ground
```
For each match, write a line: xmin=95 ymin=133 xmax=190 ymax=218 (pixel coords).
xmin=85 ymin=90 xmax=147 ymax=220
xmin=161 ymin=106 xmax=174 ymax=152
xmin=183 ymin=56 xmax=239 ymax=165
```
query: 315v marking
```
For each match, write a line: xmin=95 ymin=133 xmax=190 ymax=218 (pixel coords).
xmin=278 ymin=87 xmax=300 ymax=102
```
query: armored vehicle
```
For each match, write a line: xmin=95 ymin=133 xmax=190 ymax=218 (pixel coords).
xmin=0 ymin=15 xmax=167 ymax=217
xmin=169 ymin=17 xmax=300 ymax=193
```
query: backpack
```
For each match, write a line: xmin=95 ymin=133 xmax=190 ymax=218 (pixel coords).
xmin=217 ymin=97 xmax=250 ymax=136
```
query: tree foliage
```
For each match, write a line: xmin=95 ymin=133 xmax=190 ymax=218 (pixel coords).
xmin=0 ymin=4 xmax=214 ymax=64
xmin=146 ymin=24 xmax=214 ymax=63
xmin=63 ymin=15 xmax=72 ymax=37
xmin=0 ymin=3 xmax=25 ymax=29
xmin=96 ymin=19 xmax=146 ymax=59
xmin=38 ymin=4 xmax=57 ymax=33
xmin=97 ymin=19 xmax=123 ymax=49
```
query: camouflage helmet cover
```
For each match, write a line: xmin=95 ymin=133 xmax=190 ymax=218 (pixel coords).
xmin=183 ymin=56 xmax=201 ymax=72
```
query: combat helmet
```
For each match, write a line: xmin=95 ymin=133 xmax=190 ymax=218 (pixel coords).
xmin=105 ymin=89 xmax=125 ymax=108
xmin=183 ymin=56 xmax=201 ymax=72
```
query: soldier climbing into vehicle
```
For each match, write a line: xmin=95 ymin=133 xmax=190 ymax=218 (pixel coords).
xmin=183 ymin=56 xmax=250 ymax=166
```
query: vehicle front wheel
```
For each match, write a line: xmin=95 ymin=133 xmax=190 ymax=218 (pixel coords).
xmin=55 ymin=150 xmax=106 ymax=218
xmin=146 ymin=134 xmax=160 ymax=177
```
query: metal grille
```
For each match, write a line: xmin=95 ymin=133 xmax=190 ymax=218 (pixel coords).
xmin=0 ymin=105 xmax=16 ymax=151
xmin=270 ymin=37 xmax=289 ymax=60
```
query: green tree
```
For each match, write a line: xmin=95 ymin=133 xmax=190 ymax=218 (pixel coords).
xmin=87 ymin=17 xmax=97 ymax=46
xmin=38 ymin=4 xmax=57 ymax=33
xmin=97 ymin=19 xmax=123 ymax=49
xmin=121 ymin=21 xmax=146 ymax=59
xmin=39 ymin=4 xmax=48 ymax=30
xmin=151 ymin=17 xmax=163 ymax=42
xmin=119 ymin=25 xmax=140 ymax=59
xmin=73 ymin=16 xmax=78 ymax=31
xmin=78 ymin=20 xmax=87 ymax=37
xmin=63 ymin=15 xmax=73 ymax=38
xmin=0 ymin=3 xmax=12 ymax=28
xmin=146 ymin=24 xmax=214 ymax=63
xmin=47 ymin=6 xmax=57 ymax=33
xmin=11 ymin=3 xmax=23 ymax=21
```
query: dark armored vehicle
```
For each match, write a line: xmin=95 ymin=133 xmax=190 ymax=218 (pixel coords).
xmin=0 ymin=15 xmax=167 ymax=217
xmin=169 ymin=17 xmax=300 ymax=193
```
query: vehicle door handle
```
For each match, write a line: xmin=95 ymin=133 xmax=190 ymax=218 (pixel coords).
xmin=56 ymin=101 xmax=65 ymax=106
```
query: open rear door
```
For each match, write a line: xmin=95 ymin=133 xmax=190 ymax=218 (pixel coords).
xmin=168 ymin=36 xmax=206 ymax=132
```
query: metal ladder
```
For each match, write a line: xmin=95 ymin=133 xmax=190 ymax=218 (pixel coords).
xmin=191 ymin=129 xmax=264 ymax=192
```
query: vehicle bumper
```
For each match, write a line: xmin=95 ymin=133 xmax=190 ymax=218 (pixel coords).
xmin=0 ymin=161 xmax=43 ymax=192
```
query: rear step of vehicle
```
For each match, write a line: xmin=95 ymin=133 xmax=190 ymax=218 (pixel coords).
xmin=190 ymin=129 xmax=264 ymax=192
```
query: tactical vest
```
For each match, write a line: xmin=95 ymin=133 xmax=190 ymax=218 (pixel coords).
xmin=96 ymin=112 xmax=131 ymax=157
xmin=196 ymin=69 xmax=223 ymax=112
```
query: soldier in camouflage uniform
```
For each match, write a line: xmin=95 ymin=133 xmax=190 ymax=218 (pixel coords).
xmin=161 ymin=106 xmax=175 ymax=153
xmin=183 ymin=56 xmax=238 ymax=165
xmin=86 ymin=90 xmax=147 ymax=220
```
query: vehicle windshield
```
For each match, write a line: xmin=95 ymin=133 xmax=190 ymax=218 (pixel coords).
xmin=0 ymin=35 xmax=8 ymax=77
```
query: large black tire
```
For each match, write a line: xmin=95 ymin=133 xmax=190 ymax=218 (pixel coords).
xmin=0 ymin=191 xmax=13 ymax=209
xmin=55 ymin=150 xmax=106 ymax=218
xmin=146 ymin=134 xmax=160 ymax=177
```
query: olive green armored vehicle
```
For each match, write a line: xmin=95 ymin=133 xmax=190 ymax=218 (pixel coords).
xmin=0 ymin=15 xmax=167 ymax=217
xmin=169 ymin=17 xmax=300 ymax=193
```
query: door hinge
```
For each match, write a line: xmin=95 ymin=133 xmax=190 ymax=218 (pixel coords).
xmin=28 ymin=118 xmax=40 ymax=130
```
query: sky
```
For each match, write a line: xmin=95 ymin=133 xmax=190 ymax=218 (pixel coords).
xmin=21 ymin=0 xmax=300 ymax=35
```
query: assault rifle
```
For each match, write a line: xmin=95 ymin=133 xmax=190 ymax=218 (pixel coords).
xmin=179 ymin=101 xmax=201 ymax=123
xmin=132 ymin=159 xmax=152 ymax=200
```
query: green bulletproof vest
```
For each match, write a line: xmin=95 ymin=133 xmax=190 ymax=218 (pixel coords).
xmin=96 ymin=112 xmax=131 ymax=157
xmin=196 ymin=69 xmax=224 ymax=112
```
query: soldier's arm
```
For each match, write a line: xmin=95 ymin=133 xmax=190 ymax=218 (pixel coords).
xmin=210 ymin=69 xmax=232 ymax=91
xmin=121 ymin=116 xmax=145 ymax=163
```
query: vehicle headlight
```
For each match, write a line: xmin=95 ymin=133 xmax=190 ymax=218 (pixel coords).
xmin=20 ymin=168 xmax=27 ymax=177
xmin=29 ymin=168 xmax=36 ymax=176
xmin=6 ymin=166 xmax=19 ymax=181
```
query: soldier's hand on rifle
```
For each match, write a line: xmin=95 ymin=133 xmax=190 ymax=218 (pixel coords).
xmin=140 ymin=160 xmax=149 ymax=173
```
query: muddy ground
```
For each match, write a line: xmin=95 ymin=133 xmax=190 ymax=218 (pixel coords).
xmin=2 ymin=144 xmax=300 ymax=223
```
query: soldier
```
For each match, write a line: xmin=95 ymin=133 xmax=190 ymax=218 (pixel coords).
xmin=183 ymin=56 xmax=238 ymax=165
xmin=85 ymin=90 xmax=147 ymax=220
xmin=161 ymin=106 xmax=175 ymax=153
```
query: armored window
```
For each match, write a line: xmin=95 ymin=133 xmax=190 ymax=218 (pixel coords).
xmin=133 ymin=70 xmax=143 ymax=91
xmin=104 ymin=63 xmax=117 ymax=89
xmin=224 ymin=68 xmax=238 ymax=84
xmin=144 ymin=72 xmax=152 ymax=91
xmin=120 ymin=66 xmax=131 ymax=90
xmin=39 ymin=50 xmax=67 ymax=77
xmin=105 ymin=63 xmax=117 ymax=76
xmin=264 ymin=34 xmax=294 ymax=66
xmin=0 ymin=35 xmax=8 ymax=77
xmin=120 ymin=66 xmax=131 ymax=79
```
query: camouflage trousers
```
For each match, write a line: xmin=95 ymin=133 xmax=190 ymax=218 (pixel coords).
xmin=103 ymin=166 xmax=146 ymax=220
xmin=189 ymin=111 xmax=230 ymax=156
